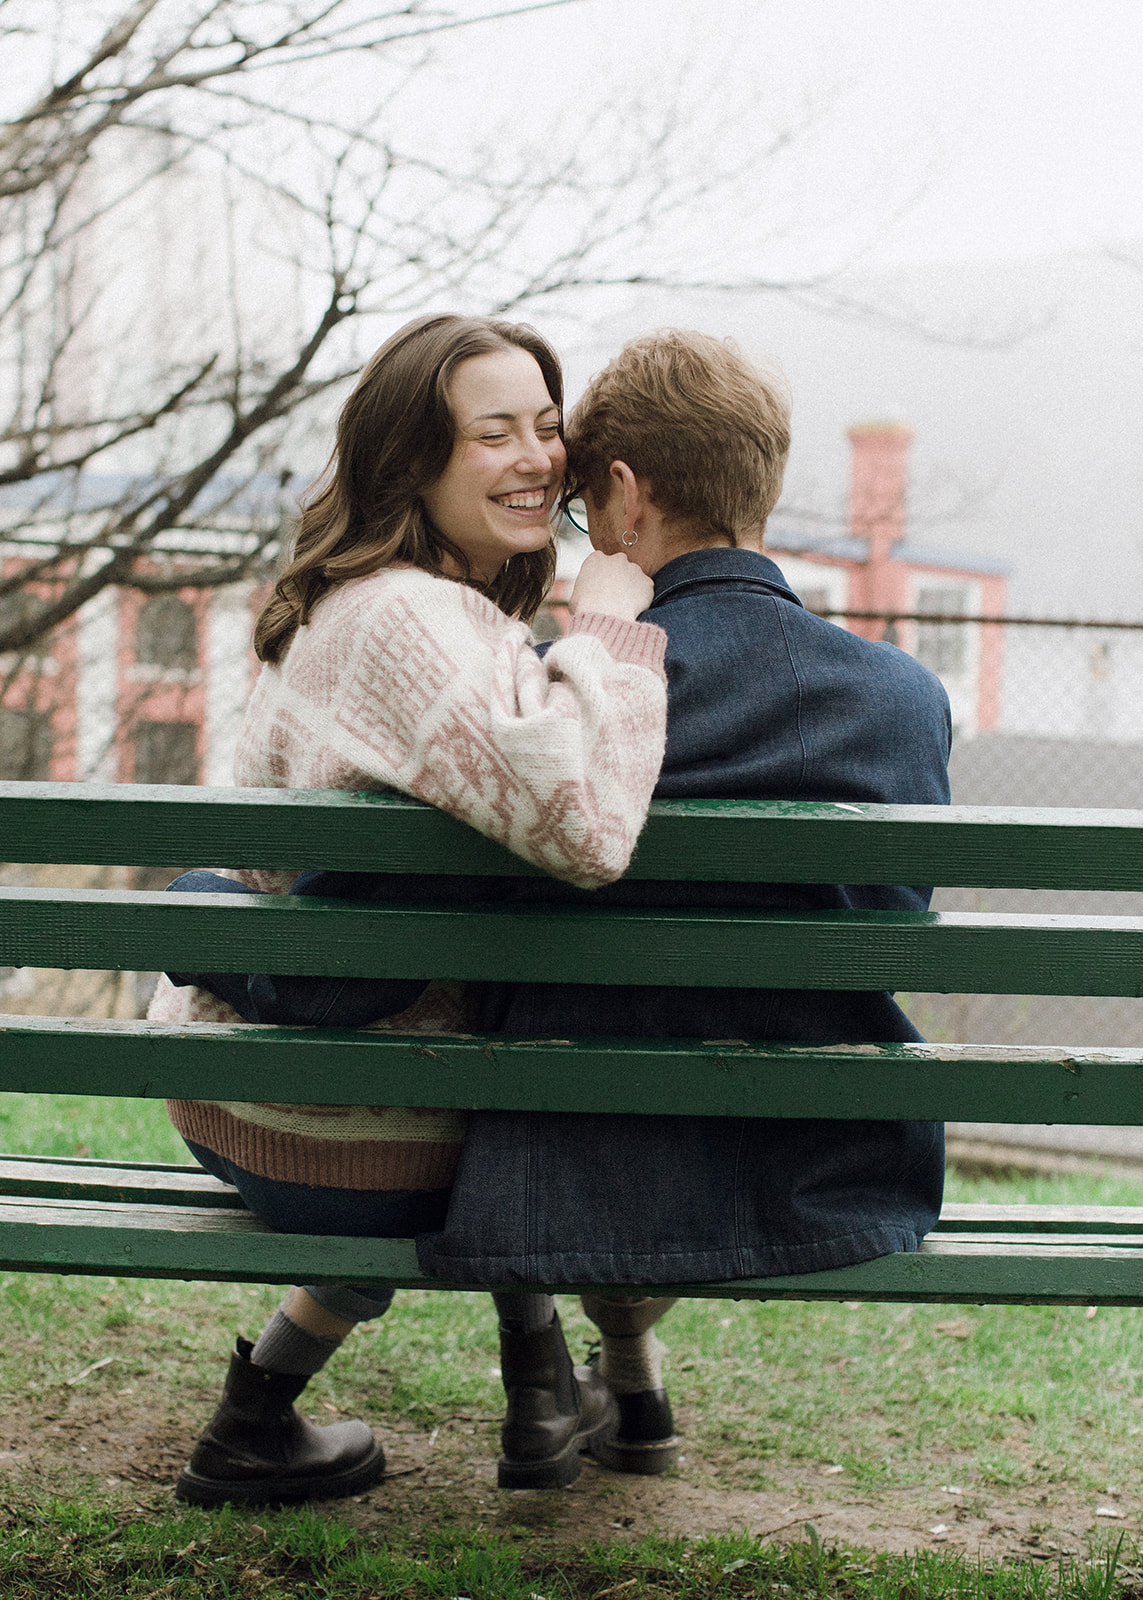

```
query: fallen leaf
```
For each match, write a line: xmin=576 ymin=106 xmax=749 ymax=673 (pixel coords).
xmin=1096 ymin=1506 xmax=1125 ymax=1519
xmin=928 ymin=1523 xmax=949 ymax=1537
xmin=1085 ymin=1306 xmax=1100 ymax=1320
xmin=821 ymin=1464 xmax=844 ymax=1475
xmin=940 ymin=1485 xmax=964 ymax=1496
xmin=935 ymin=1320 xmax=971 ymax=1339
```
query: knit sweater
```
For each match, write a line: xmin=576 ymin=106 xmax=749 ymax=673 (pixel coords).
xmin=154 ymin=565 xmax=667 ymax=1194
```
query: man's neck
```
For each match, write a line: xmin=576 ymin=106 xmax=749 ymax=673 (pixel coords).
xmin=641 ymin=526 xmax=765 ymax=577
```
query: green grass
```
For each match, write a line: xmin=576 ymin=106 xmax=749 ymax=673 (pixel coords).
xmin=4 ymin=1091 xmax=1143 ymax=1593
xmin=0 ymin=1088 xmax=188 ymax=1164
xmin=0 ymin=1503 xmax=1140 ymax=1599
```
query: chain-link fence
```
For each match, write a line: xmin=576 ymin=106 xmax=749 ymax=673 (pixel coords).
xmin=819 ymin=610 xmax=1143 ymax=1053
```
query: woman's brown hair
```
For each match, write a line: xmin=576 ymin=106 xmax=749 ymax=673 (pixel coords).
xmin=254 ymin=314 xmax=563 ymax=663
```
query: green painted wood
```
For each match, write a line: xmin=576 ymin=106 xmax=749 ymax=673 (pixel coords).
xmin=936 ymin=1203 xmax=1143 ymax=1234
xmin=8 ymin=1163 xmax=1142 ymax=1245
xmin=7 ymin=1018 xmax=1143 ymax=1123
xmin=5 ymin=890 xmax=1143 ymax=996
xmin=0 ymin=1157 xmax=244 ymax=1206
xmin=0 ymin=1197 xmax=424 ymax=1285
xmin=6 ymin=782 xmax=1143 ymax=890
xmin=3 ymin=1198 xmax=1143 ymax=1303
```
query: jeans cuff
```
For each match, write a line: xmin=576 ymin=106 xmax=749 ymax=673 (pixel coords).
xmin=302 ymin=1282 xmax=395 ymax=1322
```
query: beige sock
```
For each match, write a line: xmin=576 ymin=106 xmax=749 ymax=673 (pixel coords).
xmin=581 ymin=1294 xmax=676 ymax=1395
xmin=597 ymin=1328 xmax=666 ymax=1395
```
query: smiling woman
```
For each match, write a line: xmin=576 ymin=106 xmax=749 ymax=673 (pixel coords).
xmin=423 ymin=346 xmax=566 ymax=583
xmin=146 ymin=311 xmax=666 ymax=1508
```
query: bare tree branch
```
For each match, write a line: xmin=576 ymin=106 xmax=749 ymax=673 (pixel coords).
xmin=0 ymin=0 xmax=997 ymax=674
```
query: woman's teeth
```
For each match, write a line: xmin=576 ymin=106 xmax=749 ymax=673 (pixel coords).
xmin=495 ymin=492 xmax=545 ymax=510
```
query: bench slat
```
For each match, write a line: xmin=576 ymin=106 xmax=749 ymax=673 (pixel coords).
xmin=938 ymin=1202 xmax=1143 ymax=1232
xmin=5 ymin=1018 xmax=1143 ymax=1123
xmin=4 ymin=1162 xmax=1141 ymax=1242
xmin=2 ymin=1197 xmax=1143 ymax=1303
xmin=6 ymin=1018 xmax=1143 ymax=1123
xmin=0 ymin=1157 xmax=243 ymax=1206
xmin=6 ymin=784 xmax=1143 ymax=891
xmin=7 ymin=892 xmax=1143 ymax=996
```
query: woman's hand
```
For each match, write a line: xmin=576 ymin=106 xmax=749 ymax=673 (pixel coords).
xmin=568 ymin=551 xmax=655 ymax=622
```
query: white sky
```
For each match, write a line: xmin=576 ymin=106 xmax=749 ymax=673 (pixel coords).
xmin=16 ymin=0 xmax=1142 ymax=613
xmin=432 ymin=0 xmax=1143 ymax=271
xmin=420 ymin=0 xmax=1143 ymax=617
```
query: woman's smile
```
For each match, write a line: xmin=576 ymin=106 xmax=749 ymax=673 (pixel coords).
xmin=422 ymin=346 xmax=566 ymax=583
xmin=492 ymin=489 xmax=549 ymax=513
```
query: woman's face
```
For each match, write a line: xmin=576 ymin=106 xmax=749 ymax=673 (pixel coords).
xmin=422 ymin=347 xmax=566 ymax=584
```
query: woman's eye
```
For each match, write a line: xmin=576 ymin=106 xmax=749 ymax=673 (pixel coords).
xmin=480 ymin=432 xmax=508 ymax=443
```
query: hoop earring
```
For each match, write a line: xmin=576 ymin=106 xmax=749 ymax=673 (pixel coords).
xmin=621 ymin=528 xmax=638 ymax=547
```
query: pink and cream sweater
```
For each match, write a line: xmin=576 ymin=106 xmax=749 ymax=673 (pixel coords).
xmin=154 ymin=566 xmax=667 ymax=1193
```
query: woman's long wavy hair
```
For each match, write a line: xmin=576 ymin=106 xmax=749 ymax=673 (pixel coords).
xmin=254 ymin=314 xmax=563 ymax=663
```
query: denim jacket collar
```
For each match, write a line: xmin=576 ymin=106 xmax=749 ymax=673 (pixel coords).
xmin=647 ymin=547 xmax=803 ymax=610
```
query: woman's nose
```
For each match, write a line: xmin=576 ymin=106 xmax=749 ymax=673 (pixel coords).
xmin=516 ymin=432 xmax=555 ymax=473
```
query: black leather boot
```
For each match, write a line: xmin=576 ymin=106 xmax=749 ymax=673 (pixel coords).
xmin=588 ymin=1375 xmax=679 ymax=1475
xmin=497 ymin=1312 xmax=617 ymax=1489
xmin=175 ymin=1338 xmax=386 ymax=1506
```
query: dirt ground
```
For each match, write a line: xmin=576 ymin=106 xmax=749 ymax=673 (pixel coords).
xmin=0 ymin=1380 xmax=1127 ymax=1564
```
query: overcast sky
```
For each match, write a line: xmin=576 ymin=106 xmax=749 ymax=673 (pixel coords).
xmin=24 ymin=0 xmax=1143 ymax=614
xmin=437 ymin=0 xmax=1142 ymax=616
xmin=433 ymin=0 xmax=1143 ymax=272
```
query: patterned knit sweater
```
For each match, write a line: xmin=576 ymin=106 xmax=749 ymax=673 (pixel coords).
xmin=154 ymin=566 xmax=668 ymax=1194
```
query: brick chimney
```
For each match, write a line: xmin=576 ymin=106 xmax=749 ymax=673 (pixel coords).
xmin=847 ymin=421 xmax=912 ymax=635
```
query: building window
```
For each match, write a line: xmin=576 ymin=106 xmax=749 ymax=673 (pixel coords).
xmin=134 ymin=721 xmax=198 ymax=786
xmin=136 ymin=595 xmax=198 ymax=671
xmin=0 ymin=708 xmax=53 ymax=779
xmin=914 ymin=585 xmax=969 ymax=676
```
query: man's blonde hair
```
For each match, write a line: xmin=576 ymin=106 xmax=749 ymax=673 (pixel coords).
xmin=566 ymin=329 xmax=791 ymax=544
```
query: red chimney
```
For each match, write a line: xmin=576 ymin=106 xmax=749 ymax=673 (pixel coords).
xmin=847 ymin=421 xmax=912 ymax=634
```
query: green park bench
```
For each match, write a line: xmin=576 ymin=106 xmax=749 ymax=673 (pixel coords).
xmin=2 ymin=780 xmax=1143 ymax=1304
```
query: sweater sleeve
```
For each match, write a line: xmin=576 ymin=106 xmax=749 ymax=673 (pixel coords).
xmin=244 ymin=573 xmax=668 ymax=890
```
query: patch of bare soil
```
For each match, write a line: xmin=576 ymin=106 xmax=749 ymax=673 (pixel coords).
xmin=0 ymin=1381 xmax=1126 ymax=1563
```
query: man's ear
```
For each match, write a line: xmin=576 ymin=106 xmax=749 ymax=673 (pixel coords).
xmin=609 ymin=460 xmax=648 ymax=532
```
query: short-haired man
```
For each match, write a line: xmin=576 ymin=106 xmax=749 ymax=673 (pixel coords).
xmin=423 ymin=330 xmax=952 ymax=1474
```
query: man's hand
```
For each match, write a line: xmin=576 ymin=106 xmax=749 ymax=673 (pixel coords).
xmin=568 ymin=550 xmax=654 ymax=623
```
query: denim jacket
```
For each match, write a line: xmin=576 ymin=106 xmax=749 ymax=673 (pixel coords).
xmin=418 ymin=548 xmax=953 ymax=1284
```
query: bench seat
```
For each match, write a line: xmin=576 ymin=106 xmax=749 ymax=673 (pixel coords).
xmin=2 ymin=1152 xmax=1142 ymax=1305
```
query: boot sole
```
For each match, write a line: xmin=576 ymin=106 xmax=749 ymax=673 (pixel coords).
xmin=497 ymin=1407 xmax=617 ymax=1490
xmin=589 ymin=1431 xmax=680 ymax=1475
xmin=175 ymin=1441 xmax=387 ymax=1507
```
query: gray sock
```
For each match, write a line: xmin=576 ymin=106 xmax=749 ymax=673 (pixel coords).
xmin=492 ymin=1291 xmax=556 ymax=1334
xmin=250 ymin=1307 xmax=342 ymax=1376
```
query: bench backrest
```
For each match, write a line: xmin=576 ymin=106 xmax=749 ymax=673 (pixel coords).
xmin=3 ymin=781 xmax=1143 ymax=1128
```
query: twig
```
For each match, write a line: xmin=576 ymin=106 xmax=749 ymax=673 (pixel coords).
xmin=65 ymin=1355 xmax=117 ymax=1386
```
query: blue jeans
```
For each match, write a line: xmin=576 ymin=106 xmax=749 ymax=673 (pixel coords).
xmin=185 ymin=1141 xmax=404 ymax=1320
